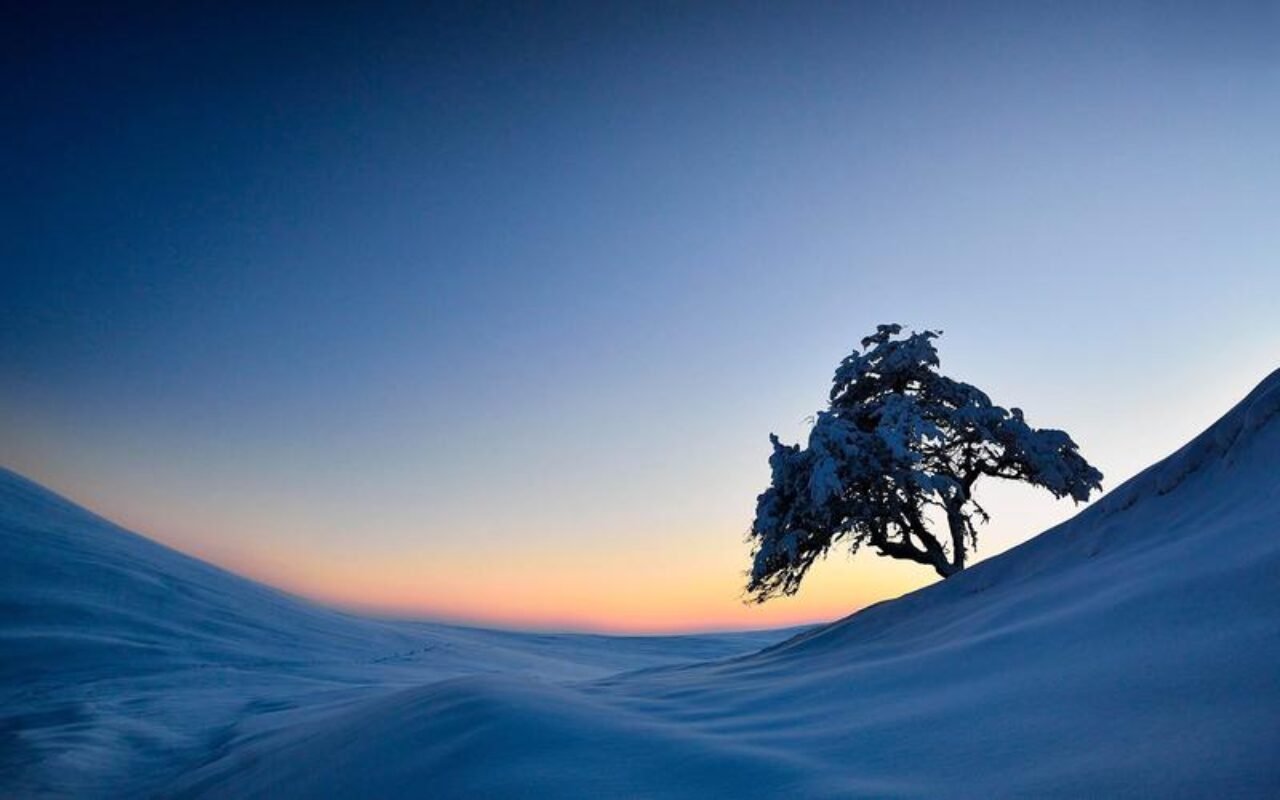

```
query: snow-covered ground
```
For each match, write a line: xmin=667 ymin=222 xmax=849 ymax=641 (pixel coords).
xmin=0 ymin=468 xmax=797 ymax=796
xmin=4 ymin=369 xmax=1279 ymax=797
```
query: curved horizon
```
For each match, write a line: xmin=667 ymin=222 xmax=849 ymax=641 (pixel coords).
xmin=5 ymin=2 xmax=1279 ymax=633
xmin=7 ymin=364 xmax=1276 ymax=634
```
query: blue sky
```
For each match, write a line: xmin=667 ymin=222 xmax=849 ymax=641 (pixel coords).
xmin=4 ymin=2 xmax=1278 ymax=630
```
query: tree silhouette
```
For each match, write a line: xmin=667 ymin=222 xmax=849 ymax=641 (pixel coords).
xmin=747 ymin=324 xmax=1103 ymax=602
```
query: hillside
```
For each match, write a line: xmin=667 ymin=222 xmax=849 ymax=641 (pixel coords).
xmin=170 ymin=369 xmax=1280 ymax=798
xmin=3 ymin=369 xmax=1277 ymax=798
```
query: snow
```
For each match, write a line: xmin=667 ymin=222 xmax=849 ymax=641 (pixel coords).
xmin=4 ymin=368 xmax=1280 ymax=797
xmin=0 ymin=469 xmax=797 ymax=796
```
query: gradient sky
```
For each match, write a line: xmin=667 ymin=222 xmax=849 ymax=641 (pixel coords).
xmin=4 ymin=2 xmax=1278 ymax=632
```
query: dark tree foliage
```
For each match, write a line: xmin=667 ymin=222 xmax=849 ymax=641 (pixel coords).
xmin=747 ymin=324 xmax=1103 ymax=602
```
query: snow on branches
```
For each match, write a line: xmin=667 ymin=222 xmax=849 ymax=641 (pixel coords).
xmin=747 ymin=324 xmax=1103 ymax=602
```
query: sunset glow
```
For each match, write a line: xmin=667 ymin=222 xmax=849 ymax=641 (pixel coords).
xmin=5 ymin=2 xmax=1278 ymax=633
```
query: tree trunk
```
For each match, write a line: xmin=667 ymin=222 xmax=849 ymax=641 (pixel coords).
xmin=943 ymin=502 xmax=968 ymax=576
xmin=898 ymin=508 xmax=958 ymax=579
xmin=872 ymin=507 xmax=968 ymax=580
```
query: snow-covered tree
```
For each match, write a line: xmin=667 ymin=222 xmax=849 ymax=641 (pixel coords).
xmin=747 ymin=324 xmax=1103 ymax=602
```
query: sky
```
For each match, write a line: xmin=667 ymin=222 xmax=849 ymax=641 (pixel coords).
xmin=3 ymin=2 xmax=1278 ymax=633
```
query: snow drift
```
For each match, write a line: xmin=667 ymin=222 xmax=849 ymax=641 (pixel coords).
xmin=0 ymin=470 xmax=792 ymax=796
xmin=4 ymin=369 xmax=1279 ymax=798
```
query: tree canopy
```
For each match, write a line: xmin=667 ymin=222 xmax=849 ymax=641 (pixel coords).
xmin=747 ymin=324 xmax=1103 ymax=602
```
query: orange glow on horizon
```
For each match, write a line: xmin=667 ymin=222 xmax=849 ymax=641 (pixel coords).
xmin=196 ymin=531 xmax=935 ymax=634
xmin=50 ymin=470 xmax=939 ymax=636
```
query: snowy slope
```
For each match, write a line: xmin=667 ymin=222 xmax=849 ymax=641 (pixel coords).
xmin=0 ymin=469 xmax=796 ymax=797
xmin=169 ymin=369 xmax=1280 ymax=798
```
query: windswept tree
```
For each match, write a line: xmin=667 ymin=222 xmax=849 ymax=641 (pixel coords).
xmin=747 ymin=324 xmax=1102 ymax=602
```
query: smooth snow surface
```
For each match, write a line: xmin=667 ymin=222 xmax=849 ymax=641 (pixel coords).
xmin=0 ymin=470 xmax=794 ymax=797
xmin=4 ymin=369 xmax=1280 ymax=797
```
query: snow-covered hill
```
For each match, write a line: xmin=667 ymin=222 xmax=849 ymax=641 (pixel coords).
xmin=4 ymin=369 xmax=1279 ymax=798
xmin=168 ymin=369 xmax=1280 ymax=799
xmin=0 ymin=469 xmax=795 ymax=797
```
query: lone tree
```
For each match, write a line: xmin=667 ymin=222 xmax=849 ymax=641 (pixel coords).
xmin=747 ymin=324 xmax=1103 ymax=602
